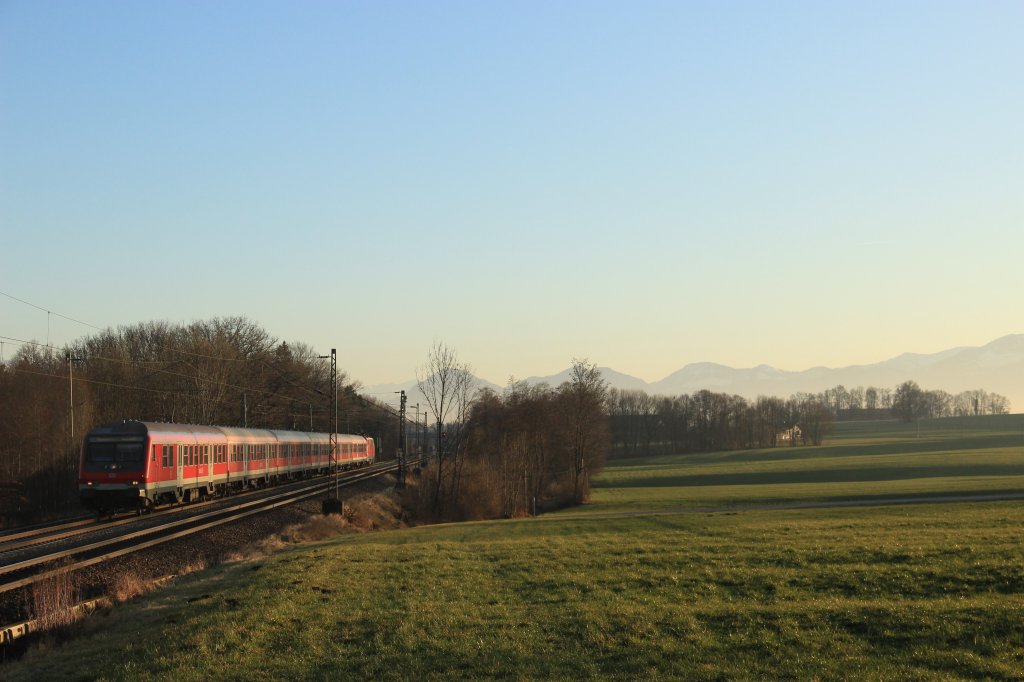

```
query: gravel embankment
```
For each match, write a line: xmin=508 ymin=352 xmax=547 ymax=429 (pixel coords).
xmin=0 ymin=474 xmax=398 ymax=627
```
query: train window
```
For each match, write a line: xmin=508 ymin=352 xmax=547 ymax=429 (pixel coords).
xmin=85 ymin=436 xmax=146 ymax=463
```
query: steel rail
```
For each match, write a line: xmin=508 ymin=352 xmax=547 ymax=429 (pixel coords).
xmin=0 ymin=463 xmax=393 ymax=554
xmin=0 ymin=462 xmax=398 ymax=594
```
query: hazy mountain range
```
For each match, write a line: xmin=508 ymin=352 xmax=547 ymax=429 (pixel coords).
xmin=366 ymin=335 xmax=1024 ymax=413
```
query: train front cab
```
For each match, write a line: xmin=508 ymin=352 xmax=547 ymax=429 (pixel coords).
xmin=79 ymin=421 xmax=152 ymax=515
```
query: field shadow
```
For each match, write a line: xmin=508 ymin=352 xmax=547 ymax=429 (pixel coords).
xmin=597 ymin=462 xmax=1024 ymax=489
xmin=612 ymin=433 xmax=1024 ymax=469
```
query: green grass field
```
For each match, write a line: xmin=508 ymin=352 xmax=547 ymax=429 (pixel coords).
xmin=8 ymin=416 xmax=1024 ymax=680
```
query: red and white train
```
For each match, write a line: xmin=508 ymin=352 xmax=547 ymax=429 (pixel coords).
xmin=79 ymin=420 xmax=375 ymax=514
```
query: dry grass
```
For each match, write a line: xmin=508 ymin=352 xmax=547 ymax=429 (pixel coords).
xmin=345 ymin=491 xmax=406 ymax=531
xmin=223 ymin=491 xmax=406 ymax=564
xmin=29 ymin=566 xmax=80 ymax=632
xmin=107 ymin=569 xmax=148 ymax=603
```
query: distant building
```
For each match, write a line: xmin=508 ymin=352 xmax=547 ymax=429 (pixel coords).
xmin=778 ymin=425 xmax=802 ymax=444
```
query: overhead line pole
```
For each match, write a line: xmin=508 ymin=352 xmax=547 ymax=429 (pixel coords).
xmin=319 ymin=349 xmax=341 ymax=513
xmin=331 ymin=349 xmax=338 ymax=501
xmin=396 ymin=390 xmax=407 ymax=489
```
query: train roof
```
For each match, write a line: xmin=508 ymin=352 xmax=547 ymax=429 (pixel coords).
xmin=86 ymin=421 xmax=223 ymax=439
xmin=84 ymin=421 xmax=369 ymax=442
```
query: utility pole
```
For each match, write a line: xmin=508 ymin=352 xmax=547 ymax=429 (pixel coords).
xmin=410 ymin=403 xmax=420 ymax=464
xmin=330 ymin=349 xmax=338 ymax=500
xmin=66 ymin=352 xmax=83 ymax=444
xmin=396 ymin=390 xmax=407 ymax=489
xmin=319 ymin=349 xmax=341 ymax=513
xmin=422 ymin=410 xmax=428 ymax=466
xmin=241 ymin=393 xmax=248 ymax=427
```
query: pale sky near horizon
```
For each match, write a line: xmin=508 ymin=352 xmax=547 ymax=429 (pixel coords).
xmin=2 ymin=1 xmax=1022 ymax=390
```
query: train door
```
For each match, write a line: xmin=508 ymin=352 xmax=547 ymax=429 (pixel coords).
xmin=176 ymin=443 xmax=183 ymax=499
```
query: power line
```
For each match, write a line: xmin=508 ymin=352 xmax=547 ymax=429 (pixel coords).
xmin=0 ymin=290 xmax=263 ymax=364
xmin=0 ymin=289 xmax=103 ymax=332
xmin=0 ymin=294 xmax=402 ymax=421
xmin=0 ymin=334 xmax=334 ymax=408
xmin=1 ymin=334 xmax=400 ymax=425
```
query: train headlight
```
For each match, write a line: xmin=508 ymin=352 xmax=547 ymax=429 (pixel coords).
xmin=131 ymin=480 xmax=139 ymax=486
xmin=87 ymin=481 xmax=93 ymax=486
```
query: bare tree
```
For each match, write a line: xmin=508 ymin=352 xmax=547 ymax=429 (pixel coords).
xmin=417 ymin=342 xmax=474 ymax=513
xmin=558 ymin=359 xmax=610 ymax=502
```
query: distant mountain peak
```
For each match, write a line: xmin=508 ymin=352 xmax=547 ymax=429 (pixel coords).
xmin=364 ymin=335 xmax=1023 ymax=414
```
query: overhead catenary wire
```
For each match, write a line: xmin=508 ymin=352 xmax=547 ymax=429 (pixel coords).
xmin=0 ymin=293 xmax=402 ymax=426
xmin=1 ymin=289 xmax=262 ymax=364
xmin=0 ymin=335 xmax=328 ymax=407
xmin=1 ymin=335 xmax=399 ymax=429
xmin=0 ymin=289 xmax=101 ymax=332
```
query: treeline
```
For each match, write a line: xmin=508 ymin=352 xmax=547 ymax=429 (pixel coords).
xmin=409 ymin=353 xmax=610 ymax=521
xmin=889 ymin=380 xmax=1010 ymax=422
xmin=608 ymin=380 xmax=1012 ymax=457
xmin=608 ymin=390 xmax=833 ymax=457
xmin=817 ymin=383 xmax=1010 ymax=419
xmin=0 ymin=317 xmax=399 ymax=525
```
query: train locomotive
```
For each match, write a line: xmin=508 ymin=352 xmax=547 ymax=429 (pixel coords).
xmin=79 ymin=420 xmax=375 ymax=515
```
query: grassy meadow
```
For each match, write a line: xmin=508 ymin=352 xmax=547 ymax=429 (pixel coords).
xmin=8 ymin=415 xmax=1024 ymax=680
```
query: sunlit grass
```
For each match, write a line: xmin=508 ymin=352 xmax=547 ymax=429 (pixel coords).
xmin=7 ymin=415 xmax=1024 ymax=679
xmin=570 ymin=417 xmax=1024 ymax=514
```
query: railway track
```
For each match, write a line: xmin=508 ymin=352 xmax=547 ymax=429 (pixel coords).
xmin=0 ymin=461 xmax=398 ymax=595
xmin=0 ymin=463 xmax=389 ymax=556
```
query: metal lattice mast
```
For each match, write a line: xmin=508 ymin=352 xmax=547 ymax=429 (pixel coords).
xmin=331 ymin=348 xmax=339 ymax=500
xmin=397 ymin=390 xmax=407 ymax=489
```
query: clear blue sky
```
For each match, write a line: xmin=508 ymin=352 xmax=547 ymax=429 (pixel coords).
xmin=2 ymin=1 xmax=1022 ymax=387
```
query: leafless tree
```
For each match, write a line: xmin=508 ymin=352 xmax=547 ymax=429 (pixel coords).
xmin=558 ymin=359 xmax=610 ymax=502
xmin=417 ymin=341 xmax=474 ymax=513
